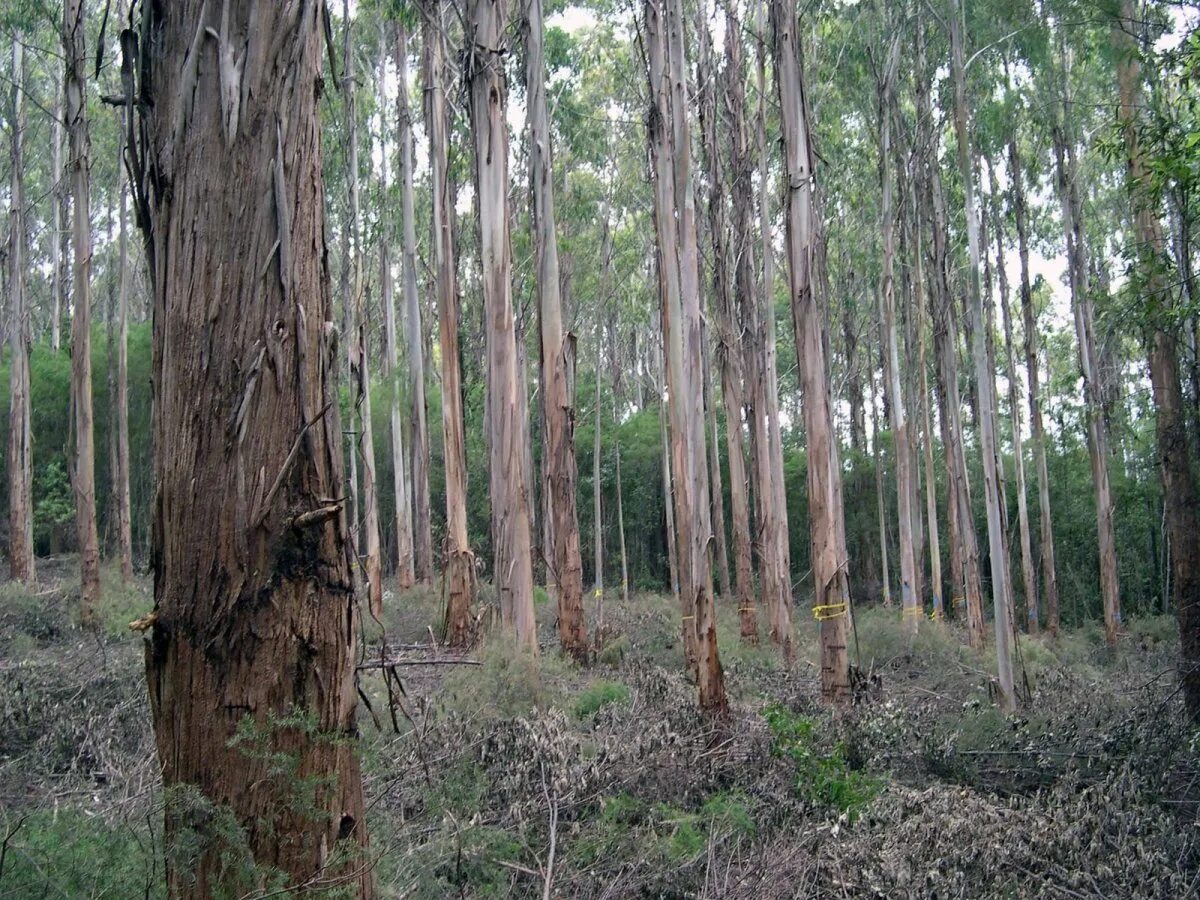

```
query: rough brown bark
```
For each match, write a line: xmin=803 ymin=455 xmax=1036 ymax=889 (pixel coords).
xmin=468 ymin=0 xmax=537 ymax=651
xmin=64 ymin=0 xmax=101 ymax=621
xmin=7 ymin=35 xmax=34 ymax=584
xmin=771 ymin=0 xmax=850 ymax=704
xmin=421 ymin=0 xmax=476 ymax=645
xmin=1113 ymin=1 xmax=1200 ymax=714
xmin=395 ymin=20 xmax=434 ymax=585
xmin=1054 ymin=39 xmax=1120 ymax=647
xmin=526 ymin=0 xmax=587 ymax=660
xmin=1009 ymin=132 xmax=1060 ymax=636
xmin=136 ymin=3 xmax=371 ymax=894
xmin=646 ymin=0 xmax=727 ymax=713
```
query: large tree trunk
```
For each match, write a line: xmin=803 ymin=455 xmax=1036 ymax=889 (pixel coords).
xmin=64 ymin=0 xmax=101 ymax=621
xmin=526 ymin=0 xmax=587 ymax=660
xmin=395 ymin=20 xmax=434 ymax=585
xmin=871 ymin=364 xmax=892 ymax=610
xmin=113 ymin=51 xmax=134 ymax=584
xmin=468 ymin=0 xmax=536 ymax=650
xmin=1009 ymin=132 xmax=1060 ymax=635
xmin=7 ymin=36 xmax=34 ymax=584
xmin=989 ymin=163 xmax=1037 ymax=633
xmin=772 ymin=0 xmax=851 ymax=704
xmin=950 ymin=0 xmax=1014 ymax=707
xmin=646 ymin=0 xmax=727 ymax=713
xmin=877 ymin=38 xmax=919 ymax=631
xmin=421 ymin=0 xmax=475 ymax=646
xmin=1113 ymin=1 xmax=1200 ymax=714
xmin=136 ymin=3 xmax=371 ymax=894
xmin=1053 ymin=38 xmax=1120 ymax=647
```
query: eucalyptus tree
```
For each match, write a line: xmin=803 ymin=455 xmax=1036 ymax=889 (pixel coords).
xmin=133 ymin=3 xmax=371 ymax=893
xmin=645 ymin=0 xmax=727 ymax=713
xmin=949 ymin=0 xmax=1015 ymax=707
xmin=525 ymin=0 xmax=588 ymax=659
xmin=696 ymin=0 xmax=754 ymax=640
xmin=467 ymin=0 xmax=537 ymax=650
xmin=421 ymin=0 xmax=475 ymax=645
xmin=7 ymin=34 xmax=34 ymax=584
xmin=1112 ymin=0 xmax=1200 ymax=714
xmin=64 ymin=0 xmax=101 ymax=621
xmin=1052 ymin=21 xmax=1120 ymax=647
xmin=393 ymin=14 xmax=431 ymax=585
xmin=772 ymin=0 xmax=852 ymax=703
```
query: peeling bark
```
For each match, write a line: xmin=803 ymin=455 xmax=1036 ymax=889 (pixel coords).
xmin=136 ymin=3 xmax=371 ymax=894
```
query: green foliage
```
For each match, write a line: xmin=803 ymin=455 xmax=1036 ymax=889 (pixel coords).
xmin=437 ymin=637 xmax=557 ymax=721
xmin=31 ymin=460 xmax=74 ymax=551
xmin=0 ymin=810 xmax=164 ymax=898
xmin=573 ymin=679 xmax=630 ymax=720
xmin=764 ymin=704 xmax=880 ymax=818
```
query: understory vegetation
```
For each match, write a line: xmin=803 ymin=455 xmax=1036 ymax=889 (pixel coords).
xmin=1 ymin=563 xmax=1196 ymax=898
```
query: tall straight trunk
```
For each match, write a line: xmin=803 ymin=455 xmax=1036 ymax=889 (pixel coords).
xmin=421 ymin=0 xmax=475 ymax=645
xmin=1053 ymin=39 xmax=1120 ymax=646
xmin=989 ymin=164 xmax=1037 ymax=633
xmin=343 ymin=0 xmax=383 ymax=618
xmin=724 ymin=5 xmax=765 ymax=644
xmin=594 ymin=339 xmax=604 ymax=614
xmin=772 ymin=0 xmax=851 ymax=704
xmin=1113 ymin=1 xmax=1200 ymax=713
xmin=646 ymin=0 xmax=727 ymax=713
xmin=919 ymin=12 xmax=983 ymax=642
xmin=615 ymin=440 xmax=630 ymax=604
xmin=64 ymin=0 xmax=101 ymax=621
xmin=526 ymin=0 xmax=586 ymax=658
xmin=395 ymin=20 xmax=434 ymax=584
xmin=871 ymin=365 xmax=892 ymax=609
xmin=949 ymin=0 xmax=1015 ymax=708
xmin=749 ymin=0 xmax=794 ymax=655
xmin=136 ymin=4 xmax=370 ymax=894
xmin=51 ymin=86 xmax=64 ymax=353
xmin=703 ymin=343 xmax=732 ymax=601
xmin=7 ymin=36 xmax=34 ymax=584
xmin=1009 ymin=132 xmax=1060 ymax=635
xmin=698 ymin=5 xmax=753 ymax=631
xmin=383 ymin=241 xmax=416 ymax=587
xmin=114 ymin=66 xmax=134 ymax=583
xmin=468 ymin=0 xmax=537 ymax=651
xmin=659 ymin=367 xmax=680 ymax=600
xmin=878 ymin=39 xmax=919 ymax=630
xmin=912 ymin=184 xmax=942 ymax=618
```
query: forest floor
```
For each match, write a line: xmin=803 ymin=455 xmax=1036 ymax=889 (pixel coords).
xmin=1 ymin=559 xmax=1198 ymax=898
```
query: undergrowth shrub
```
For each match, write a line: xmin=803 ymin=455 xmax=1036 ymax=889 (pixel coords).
xmin=764 ymin=704 xmax=880 ymax=818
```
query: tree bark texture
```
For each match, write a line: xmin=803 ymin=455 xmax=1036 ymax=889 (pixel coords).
xmin=468 ymin=0 xmax=537 ymax=651
xmin=526 ymin=0 xmax=587 ymax=660
xmin=136 ymin=3 xmax=371 ymax=894
xmin=65 ymin=0 xmax=102 ymax=622
xmin=7 ymin=36 xmax=34 ymax=584
xmin=772 ymin=0 xmax=851 ymax=704
xmin=421 ymin=0 xmax=476 ymax=646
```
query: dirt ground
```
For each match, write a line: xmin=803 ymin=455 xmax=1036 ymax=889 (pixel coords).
xmin=1 ymin=561 xmax=1196 ymax=897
